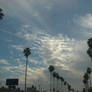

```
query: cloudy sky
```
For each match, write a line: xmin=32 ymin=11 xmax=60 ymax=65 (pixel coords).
xmin=0 ymin=0 xmax=92 ymax=91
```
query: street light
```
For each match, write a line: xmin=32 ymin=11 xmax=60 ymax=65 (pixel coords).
xmin=23 ymin=48 xmax=31 ymax=92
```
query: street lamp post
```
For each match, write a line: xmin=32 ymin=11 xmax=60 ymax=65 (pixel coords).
xmin=23 ymin=48 xmax=31 ymax=92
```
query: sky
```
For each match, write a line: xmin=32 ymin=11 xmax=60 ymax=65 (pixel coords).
xmin=0 ymin=0 xmax=92 ymax=91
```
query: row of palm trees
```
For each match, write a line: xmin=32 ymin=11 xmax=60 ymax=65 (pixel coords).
xmin=86 ymin=38 xmax=92 ymax=92
xmin=83 ymin=67 xmax=92 ymax=92
xmin=48 ymin=65 xmax=77 ymax=92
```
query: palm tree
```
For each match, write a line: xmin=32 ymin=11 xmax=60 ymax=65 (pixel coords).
xmin=67 ymin=84 xmax=71 ymax=92
xmin=83 ymin=79 xmax=88 ymax=92
xmin=87 ymin=67 xmax=92 ymax=87
xmin=23 ymin=48 xmax=31 ymax=92
xmin=65 ymin=83 xmax=69 ymax=92
xmin=83 ymin=79 xmax=87 ymax=85
xmin=53 ymin=72 xmax=57 ymax=92
xmin=64 ymin=81 xmax=67 ymax=92
xmin=83 ymin=73 xmax=89 ymax=81
xmin=0 ymin=8 xmax=4 ymax=20
xmin=55 ymin=73 xmax=60 ymax=92
xmin=87 ymin=38 xmax=92 ymax=61
xmin=48 ymin=65 xmax=55 ymax=92
xmin=59 ymin=76 xmax=64 ymax=92
xmin=87 ymin=38 xmax=92 ymax=48
xmin=83 ymin=73 xmax=89 ymax=92
xmin=87 ymin=67 xmax=91 ymax=74
xmin=87 ymin=48 xmax=92 ymax=60
xmin=64 ymin=81 xmax=67 ymax=86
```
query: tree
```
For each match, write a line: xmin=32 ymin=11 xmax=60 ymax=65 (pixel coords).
xmin=59 ymin=76 xmax=64 ymax=92
xmin=60 ymin=77 xmax=65 ymax=92
xmin=83 ymin=79 xmax=87 ymax=85
xmin=55 ymin=73 xmax=60 ymax=92
xmin=87 ymin=48 xmax=92 ymax=60
xmin=64 ymin=81 xmax=67 ymax=86
xmin=83 ymin=73 xmax=89 ymax=92
xmin=87 ymin=67 xmax=92 ymax=88
xmin=83 ymin=73 xmax=89 ymax=81
xmin=87 ymin=38 xmax=92 ymax=60
xmin=53 ymin=72 xmax=57 ymax=92
xmin=67 ymin=84 xmax=71 ymax=92
xmin=87 ymin=39 xmax=92 ymax=91
xmin=83 ymin=79 xmax=88 ymax=92
xmin=87 ymin=67 xmax=91 ymax=74
xmin=23 ymin=48 xmax=31 ymax=92
xmin=87 ymin=38 xmax=92 ymax=48
xmin=0 ymin=8 xmax=4 ymax=20
xmin=48 ymin=65 xmax=55 ymax=92
xmin=59 ymin=76 xmax=64 ymax=82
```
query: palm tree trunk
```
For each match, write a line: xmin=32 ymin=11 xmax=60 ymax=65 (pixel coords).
xmin=64 ymin=86 xmax=66 ymax=92
xmin=61 ymin=81 xmax=62 ymax=92
xmin=89 ymin=75 xmax=91 ymax=87
xmin=64 ymin=85 xmax=67 ymax=92
xmin=50 ymin=73 xmax=52 ymax=92
xmin=56 ymin=79 xmax=58 ymax=92
xmin=85 ymin=82 xmax=89 ymax=92
xmin=53 ymin=77 xmax=55 ymax=92
xmin=90 ymin=78 xmax=91 ymax=87
xmin=25 ymin=57 xmax=28 ymax=92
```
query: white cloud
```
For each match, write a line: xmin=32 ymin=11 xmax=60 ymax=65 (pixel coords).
xmin=11 ymin=45 xmax=24 ymax=51
xmin=0 ymin=59 xmax=9 ymax=65
xmin=76 ymin=13 xmax=92 ymax=28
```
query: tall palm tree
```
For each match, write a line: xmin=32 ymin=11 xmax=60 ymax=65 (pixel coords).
xmin=67 ymin=84 xmax=71 ymax=92
xmin=83 ymin=73 xmax=89 ymax=92
xmin=48 ymin=65 xmax=55 ymax=92
xmin=0 ymin=8 xmax=4 ymax=20
xmin=59 ymin=76 xmax=64 ymax=92
xmin=87 ymin=67 xmax=92 ymax=87
xmin=23 ymin=48 xmax=31 ymax=92
xmin=83 ymin=79 xmax=88 ymax=92
xmin=53 ymin=72 xmax=57 ymax=92
xmin=64 ymin=81 xmax=67 ymax=92
xmin=66 ymin=82 xmax=69 ymax=92
xmin=55 ymin=73 xmax=60 ymax=92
